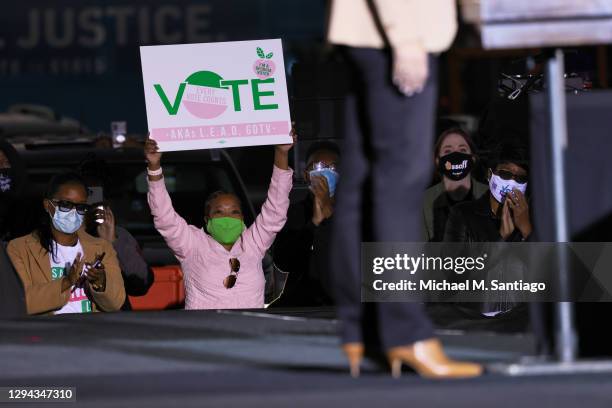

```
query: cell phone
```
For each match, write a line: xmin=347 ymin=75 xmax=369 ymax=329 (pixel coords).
xmin=93 ymin=204 xmax=106 ymax=225
xmin=111 ymin=121 xmax=127 ymax=148
xmin=71 ymin=252 xmax=106 ymax=293
xmin=91 ymin=252 xmax=106 ymax=269
xmin=87 ymin=186 xmax=104 ymax=205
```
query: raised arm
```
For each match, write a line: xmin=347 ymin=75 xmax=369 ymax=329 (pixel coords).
xmin=145 ymin=138 xmax=197 ymax=260
xmin=245 ymin=131 xmax=295 ymax=254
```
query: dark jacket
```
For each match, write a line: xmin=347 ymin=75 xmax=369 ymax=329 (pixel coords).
xmin=0 ymin=196 xmax=35 ymax=243
xmin=0 ymin=242 xmax=26 ymax=318
xmin=444 ymin=193 xmax=526 ymax=243
xmin=0 ymin=139 xmax=35 ymax=242
xmin=105 ymin=227 xmax=154 ymax=310
xmin=439 ymin=193 xmax=529 ymax=326
xmin=422 ymin=179 xmax=488 ymax=242
xmin=273 ymin=195 xmax=333 ymax=306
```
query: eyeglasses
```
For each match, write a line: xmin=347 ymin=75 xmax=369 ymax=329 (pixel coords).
xmin=223 ymin=258 xmax=240 ymax=289
xmin=494 ymin=169 xmax=528 ymax=184
xmin=50 ymin=199 xmax=91 ymax=216
xmin=308 ymin=161 xmax=337 ymax=172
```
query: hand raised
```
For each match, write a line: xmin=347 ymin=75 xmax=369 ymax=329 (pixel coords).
xmin=96 ymin=206 xmax=116 ymax=243
xmin=507 ymin=189 xmax=532 ymax=239
xmin=310 ymin=176 xmax=334 ymax=226
xmin=144 ymin=136 xmax=162 ymax=169
xmin=499 ymin=199 xmax=515 ymax=240
xmin=275 ymin=123 xmax=297 ymax=153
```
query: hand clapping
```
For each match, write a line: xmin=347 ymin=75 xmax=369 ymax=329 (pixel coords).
xmin=311 ymin=176 xmax=334 ymax=226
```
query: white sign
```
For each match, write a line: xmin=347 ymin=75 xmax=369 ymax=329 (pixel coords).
xmin=140 ymin=39 xmax=292 ymax=151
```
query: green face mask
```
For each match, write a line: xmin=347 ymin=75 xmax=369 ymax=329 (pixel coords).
xmin=206 ymin=217 xmax=245 ymax=245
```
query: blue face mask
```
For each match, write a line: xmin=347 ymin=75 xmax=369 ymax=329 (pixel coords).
xmin=309 ymin=168 xmax=339 ymax=197
xmin=51 ymin=207 xmax=84 ymax=234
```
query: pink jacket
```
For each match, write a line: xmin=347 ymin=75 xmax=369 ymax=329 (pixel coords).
xmin=148 ymin=166 xmax=293 ymax=309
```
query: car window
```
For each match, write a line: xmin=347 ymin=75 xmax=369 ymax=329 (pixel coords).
xmin=109 ymin=163 xmax=245 ymax=237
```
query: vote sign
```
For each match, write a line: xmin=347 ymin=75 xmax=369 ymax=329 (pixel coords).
xmin=140 ymin=39 xmax=292 ymax=151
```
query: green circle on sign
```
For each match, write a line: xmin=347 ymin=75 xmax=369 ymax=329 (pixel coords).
xmin=185 ymin=71 xmax=225 ymax=88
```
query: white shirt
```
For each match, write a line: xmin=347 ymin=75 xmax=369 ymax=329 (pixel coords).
xmin=49 ymin=240 xmax=92 ymax=314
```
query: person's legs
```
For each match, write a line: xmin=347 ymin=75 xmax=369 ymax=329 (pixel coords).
xmin=349 ymin=49 xmax=437 ymax=241
xmin=331 ymin=60 xmax=370 ymax=345
xmin=331 ymin=48 xmax=481 ymax=378
xmin=348 ymin=48 xmax=437 ymax=349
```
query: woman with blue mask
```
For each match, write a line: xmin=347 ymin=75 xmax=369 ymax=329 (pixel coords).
xmin=6 ymin=173 xmax=125 ymax=315
xmin=305 ymin=144 xmax=340 ymax=226
xmin=274 ymin=141 xmax=340 ymax=307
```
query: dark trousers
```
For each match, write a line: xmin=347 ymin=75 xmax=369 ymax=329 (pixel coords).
xmin=331 ymin=47 xmax=437 ymax=349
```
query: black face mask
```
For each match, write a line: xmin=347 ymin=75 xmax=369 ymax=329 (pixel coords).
xmin=438 ymin=152 xmax=473 ymax=181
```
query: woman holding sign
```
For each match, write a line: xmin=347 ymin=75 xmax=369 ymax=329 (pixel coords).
xmin=144 ymin=131 xmax=295 ymax=309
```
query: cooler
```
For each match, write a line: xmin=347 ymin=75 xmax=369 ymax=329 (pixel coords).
xmin=129 ymin=266 xmax=185 ymax=310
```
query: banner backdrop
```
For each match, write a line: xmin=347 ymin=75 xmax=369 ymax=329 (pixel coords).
xmin=140 ymin=38 xmax=292 ymax=151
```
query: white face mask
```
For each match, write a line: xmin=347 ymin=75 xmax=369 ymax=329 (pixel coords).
xmin=489 ymin=174 xmax=527 ymax=203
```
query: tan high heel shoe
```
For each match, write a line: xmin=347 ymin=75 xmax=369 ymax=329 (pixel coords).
xmin=387 ymin=338 xmax=483 ymax=379
xmin=342 ymin=342 xmax=365 ymax=378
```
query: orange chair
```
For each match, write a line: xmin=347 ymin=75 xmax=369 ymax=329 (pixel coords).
xmin=129 ymin=266 xmax=185 ymax=310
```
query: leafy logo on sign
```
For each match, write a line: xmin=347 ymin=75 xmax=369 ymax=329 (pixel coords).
xmin=254 ymin=47 xmax=276 ymax=79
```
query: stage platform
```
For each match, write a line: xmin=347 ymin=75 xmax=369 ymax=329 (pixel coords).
xmin=0 ymin=309 xmax=611 ymax=407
